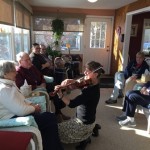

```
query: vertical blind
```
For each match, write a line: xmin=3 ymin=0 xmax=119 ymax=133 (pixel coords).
xmin=0 ymin=0 xmax=31 ymax=29
xmin=0 ymin=0 xmax=14 ymax=25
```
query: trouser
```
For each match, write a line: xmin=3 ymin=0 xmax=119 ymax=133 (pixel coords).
xmin=51 ymin=95 xmax=66 ymax=114
xmin=110 ymin=71 xmax=125 ymax=100
xmin=122 ymin=90 xmax=150 ymax=117
xmin=33 ymin=112 xmax=64 ymax=150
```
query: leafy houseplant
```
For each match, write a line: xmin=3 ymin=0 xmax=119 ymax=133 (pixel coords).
xmin=46 ymin=45 xmax=61 ymax=58
xmin=51 ymin=19 xmax=64 ymax=46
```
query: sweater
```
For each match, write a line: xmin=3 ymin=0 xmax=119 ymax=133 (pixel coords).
xmin=68 ymin=84 xmax=100 ymax=124
xmin=0 ymin=79 xmax=35 ymax=119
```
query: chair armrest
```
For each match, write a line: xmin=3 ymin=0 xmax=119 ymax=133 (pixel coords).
xmin=26 ymin=96 xmax=46 ymax=113
xmin=30 ymin=91 xmax=51 ymax=112
xmin=0 ymin=116 xmax=38 ymax=128
xmin=0 ymin=126 xmax=43 ymax=150
xmin=44 ymin=75 xmax=54 ymax=83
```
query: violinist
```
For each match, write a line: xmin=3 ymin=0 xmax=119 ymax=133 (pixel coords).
xmin=55 ymin=61 xmax=103 ymax=150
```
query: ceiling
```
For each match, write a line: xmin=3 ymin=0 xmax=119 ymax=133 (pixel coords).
xmin=26 ymin=0 xmax=138 ymax=9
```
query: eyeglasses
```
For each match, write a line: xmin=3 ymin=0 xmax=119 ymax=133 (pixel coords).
xmin=21 ymin=58 xmax=31 ymax=62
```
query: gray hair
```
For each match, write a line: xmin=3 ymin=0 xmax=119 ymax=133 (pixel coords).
xmin=16 ymin=52 xmax=28 ymax=63
xmin=0 ymin=60 xmax=16 ymax=78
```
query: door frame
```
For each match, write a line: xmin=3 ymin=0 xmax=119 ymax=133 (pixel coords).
xmin=123 ymin=6 xmax=150 ymax=70
xmin=83 ymin=15 xmax=114 ymax=74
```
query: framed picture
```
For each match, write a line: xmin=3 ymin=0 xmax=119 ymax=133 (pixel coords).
xmin=131 ymin=24 xmax=138 ymax=37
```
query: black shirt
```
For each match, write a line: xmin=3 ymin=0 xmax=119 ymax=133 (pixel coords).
xmin=68 ymin=84 xmax=100 ymax=124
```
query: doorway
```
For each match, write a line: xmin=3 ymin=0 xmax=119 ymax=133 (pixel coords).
xmin=123 ymin=6 xmax=150 ymax=70
xmin=83 ymin=16 xmax=113 ymax=74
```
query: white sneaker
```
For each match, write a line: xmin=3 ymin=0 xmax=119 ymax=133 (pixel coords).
xmin=119 ymin=118 xmax=136 ymax=127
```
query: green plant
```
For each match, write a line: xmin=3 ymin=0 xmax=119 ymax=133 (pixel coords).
xmin=46 ymin=45 xmax=61 ymax=57
xmin=51 ymin=19 xmax=64 ymax=45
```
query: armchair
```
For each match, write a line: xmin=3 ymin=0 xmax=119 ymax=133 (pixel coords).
xmin=0 ymin=116 xmax=43 ymax=150
xmin=0 ymin=92 xmax=50 ymax=150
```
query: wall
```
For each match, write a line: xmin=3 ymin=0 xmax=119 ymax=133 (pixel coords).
xmin=129 ymin=12 xmax=150 ymax=60
xmin=111 ymin=0 xmax=150 ymax=75
xmin=32 ymin=7 xmax=115 ymax=17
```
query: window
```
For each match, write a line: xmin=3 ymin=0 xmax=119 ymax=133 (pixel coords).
xmin=33 ymin=16 xmax=84 ymax=52
xmin=90 ymin=22 xmax=107 ymax=48
xmin=0 ymin=24 xmax=12 ymax=60
xmin=142 ymin=19 xmax=150 ymax=55
xmin=34 ymin=31 xmax=82 ymax=51
xmin=23 ymin=29 xmax=30 ymax=53
xmin=14 ymin=27 xmax=22 ymax=55
xmin=0 ymin=24 xmax=30 ymax=60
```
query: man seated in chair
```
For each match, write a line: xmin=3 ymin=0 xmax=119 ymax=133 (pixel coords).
xmin=105 ymin=52 xmax=149 ymax=104
xmin=16 ymin=52 xmax=70 ymax=122
xmin=30 ymin=43 xmax=54 ymax=77
xmin=117 ymin=80 xmax=150 ymax=127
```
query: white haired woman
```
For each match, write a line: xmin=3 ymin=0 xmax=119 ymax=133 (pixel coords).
xmin=0 ymin=60 xmax=64 ymax=150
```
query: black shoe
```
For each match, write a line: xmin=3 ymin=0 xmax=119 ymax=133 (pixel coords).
xmin=118 ymin=90 xmax=124 ymax=98
xmin=105 ymin=99 xmax=117 ymax=104
xmin=75 ymin=137 xmax=91 ymax=150
xmin=92 ymin=124 xmax=101 ymax=137
xmin=118 ymin=93 xmax=124 ymax=98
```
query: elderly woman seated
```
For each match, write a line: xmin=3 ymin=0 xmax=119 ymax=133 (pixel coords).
xmin=0 ymin=60 xmax=64 ymax=150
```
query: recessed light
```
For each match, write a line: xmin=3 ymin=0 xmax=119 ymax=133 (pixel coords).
xmin=87 ymin=0 xmax=98 ymax=3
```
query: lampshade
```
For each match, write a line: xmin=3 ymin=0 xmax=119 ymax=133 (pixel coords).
xmin=87 ymin=0 xmax=98 ymax=3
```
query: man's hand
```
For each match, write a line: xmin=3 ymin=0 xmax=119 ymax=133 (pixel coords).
xmin=140 ymin=87 xmax=149 ymax=95
xmin=130 ymin=75 xmax=138 ymax=80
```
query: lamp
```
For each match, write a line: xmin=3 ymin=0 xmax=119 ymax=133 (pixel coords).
xmin=87 ymin=0 xmax=98 ymax=3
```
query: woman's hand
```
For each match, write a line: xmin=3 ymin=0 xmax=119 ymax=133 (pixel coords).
xmin=31 ymin=104 xmax=41 ymax=113
xmin=55 ymin=85 xmax=64 ymax=98
xmin=61 ymin=79 xmax=76 ymax=89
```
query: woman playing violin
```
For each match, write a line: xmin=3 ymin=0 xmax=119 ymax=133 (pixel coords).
xmin=56 ymin=61 xmax=103 ymax=150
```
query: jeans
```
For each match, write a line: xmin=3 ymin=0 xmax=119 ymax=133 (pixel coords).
xmin=110 ymin=71 xmax=125 ymax=100
xmin=123 ymin=90 xmax=150 ymax=117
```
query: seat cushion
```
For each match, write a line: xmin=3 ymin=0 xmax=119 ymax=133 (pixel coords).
xmin=0 ymin=131 xmax=32 ymax=150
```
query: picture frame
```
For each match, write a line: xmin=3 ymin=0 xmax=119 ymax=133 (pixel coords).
xmin=131 ymin=24 xmax=138 ymax=37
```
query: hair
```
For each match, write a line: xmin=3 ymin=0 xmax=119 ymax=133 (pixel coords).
xmin=0 ymin=60 xmax=16 ymax=78
xmin=32 ymin=43 xmax=39 ymax=47
xmin=54 ymin=57 xmax=64 ymax=68
xmin=16 ymin=52 xmax=28 ymax=63
xmin=136 ymin=51 xmax=145 ymax=58
xmin=85 ymin=61 xmax=105 ymax=78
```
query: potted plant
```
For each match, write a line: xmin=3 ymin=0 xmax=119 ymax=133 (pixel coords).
xmin=46 ymin=45 xmax=62 ymax=60
xmin=51 ymin=18 xmax=64 ymax=46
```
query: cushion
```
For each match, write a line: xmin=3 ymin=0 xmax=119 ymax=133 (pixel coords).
xmin=33 ymin=87 xmax=47 ymax=92
xmin=0 ymin=116 xmax=38 ymax=128
xmin=26 ymin=96 xmax=46 ymax=113
xmin=44 ymin=75 xmax=54 ymax=83
xmin=0 ymin=131 xmax=32 ymax=150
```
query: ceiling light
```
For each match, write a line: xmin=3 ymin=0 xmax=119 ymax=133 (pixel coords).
xmin=87 ymin=0 xmax=98 ymax=3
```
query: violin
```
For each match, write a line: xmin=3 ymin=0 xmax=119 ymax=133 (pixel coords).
xmin=49 ymin=78 xmax=92 ymax=97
